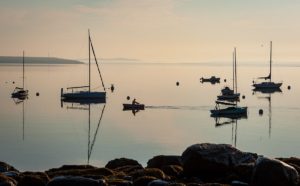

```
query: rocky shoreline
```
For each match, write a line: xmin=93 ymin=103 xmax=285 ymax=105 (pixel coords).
xmin=0 ymin=143 xmax=299 ymax=186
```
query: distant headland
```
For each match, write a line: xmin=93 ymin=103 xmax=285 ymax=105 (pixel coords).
xmin=0 ymin=56 xmax=83 ymax=64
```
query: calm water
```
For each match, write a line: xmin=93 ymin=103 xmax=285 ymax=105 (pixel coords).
xmin=0 ymin=62 xmax=299 ymax=171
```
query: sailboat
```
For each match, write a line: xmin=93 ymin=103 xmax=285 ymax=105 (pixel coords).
xmin=253 ymin=41 xmax=282 ymax=89
xmin=11 ymin=51 xmax=29 ymax=99
xmin=217 ymin=49 xmax=240 ymax=100
xmin=211 ymin=48 xmax=247 ymax=116
xmin=61 ymin=30 xmax=106 ymax=101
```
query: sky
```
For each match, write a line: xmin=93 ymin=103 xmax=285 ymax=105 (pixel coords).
xmin=1 ymin=0 xmax=300 ymax=63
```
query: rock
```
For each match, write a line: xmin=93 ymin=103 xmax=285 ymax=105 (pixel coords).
xmin=231 ymin=180 xmax=249 ymax=186
xmin=18 ymin=172 xmax=50 ymax=184
xmin=251 ymin=157 xmax=299 ymax=186
xmin=133 ymin=176 xmax=157 ymax=186
xmin=147 ymin=179 xmax=169 ymax=186
xmin=0 ymin=174 xmax=17 ymax=186
xmin=46 ymin=176 xmax=105 ymax=186
xmin=114 ymin=165 xmax=144 ymax=174
xmin=2 ymin=172 xmax=19 ymax=179
xmin=129 ymin=168 xmax=166 ymax=180
xmin=46 ymin=165 xmax=113 ymax=178
xmin=277 ymin=157 xmax=300 ymax=168
xmin=161 ymin=165 xmax=183 ymax=178
xmin=147 ymin=156 xmax=182 ymax=169
xmin=168 ymin=183 xmax=186 ymax=186
xmin=105 ymin=158 xmax=142 ymax=170
xmin=17 ymin=175 xmax=47 ymax=186
xmin=181 ymin=143 xmax=257 ymax=177
xmin=106 ymin=178 xmax=132 ymax=186
xmin=0 ymin=162 xmax=18 ymax=173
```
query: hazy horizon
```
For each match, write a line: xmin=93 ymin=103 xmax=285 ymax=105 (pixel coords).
xmin=1 ymin=1 xmax=300 ymax=63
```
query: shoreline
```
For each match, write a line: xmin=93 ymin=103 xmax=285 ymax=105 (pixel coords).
xmin=0 ymin=143 xmax=299 ymax=186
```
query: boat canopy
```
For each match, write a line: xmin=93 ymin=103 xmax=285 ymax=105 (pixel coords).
xmin=258 ymin=73 xmax=271 ymax=80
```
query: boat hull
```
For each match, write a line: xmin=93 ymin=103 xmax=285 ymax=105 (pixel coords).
xmin=210 ymin=106 xmax=247 ymax=117
xmin=217 ymin=93 xmax=240 ymax=100
xmin=11 ymin=90 xmax=28 ymax=98
xmin=62 ymin=91 xmax=106 ymax=100
xmin=253 ymin=82 xmax=282 ymax=89
xmin=123 ymin=104 xmax=145 ymax=110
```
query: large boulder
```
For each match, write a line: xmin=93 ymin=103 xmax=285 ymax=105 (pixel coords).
xmin=181 ymin=143 xmax=257 ymax=177
xmin=105 ymin=158 xmax=142 ymax=170
xmin=147 ymin=156 xmax=182 ymax=169
xmin=251 ymin=157 xmax=299 ymax=186
xmin=0 ymin=174 xmax=17 ymax=186
xmin=46 ymin=176 xmax=105 ymax=186
xmin=17 ymin=172 xmax=50 ymax=186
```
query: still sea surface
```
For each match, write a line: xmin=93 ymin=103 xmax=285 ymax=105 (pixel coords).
xmin=0 ymin=62 xmax=299 ymax=171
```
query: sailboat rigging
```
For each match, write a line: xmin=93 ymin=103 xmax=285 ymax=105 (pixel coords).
xmin=253 ymin=41 xmax=282 ymax=89
xmin=11 ymin=51 xmax=29 ymax=99
xmin=61 ymin=30 xmax=106 ymax=101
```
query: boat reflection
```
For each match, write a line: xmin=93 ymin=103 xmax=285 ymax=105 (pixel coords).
xmin=61 ymin=100 xmax=106 ymax=164
xmin=213 ymin=116 xmax=247 ymax=147
xmin=253 ymin=88 xmax=278 ymax=138
xmin=12 ymin=97 xmax=27 ymax=140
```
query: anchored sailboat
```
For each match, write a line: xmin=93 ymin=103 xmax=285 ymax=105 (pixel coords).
xmin=61 ymin=30 xmax=106 ymax=101
xmin=211 ymin=48 xmax=247 ymax=117
xmin=217 ymin=49 xmax=240 ymax=100
xmin=253 ymin=41 xmax=282 ymax=89
xmin=11 ymin=51 xmax=28 ymax=99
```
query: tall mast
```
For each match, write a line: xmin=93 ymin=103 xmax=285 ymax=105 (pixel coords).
xmin=88 ymin=30 xmax=91 ymax=93
xmin=22 ymin=51 xmax=25 ymax=89
xmin=232 ymin=51 xmax=235 ymax=91
xmin=234 ymin=48 xmax=237 ymax=94
xmin=269 ymin=41 xmax=272 ymax=82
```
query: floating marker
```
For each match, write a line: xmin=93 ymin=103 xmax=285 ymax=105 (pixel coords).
xmin=127 ymin=96 xmax=130 ymax=100
xmin=242 ymin=95 xmax=245 ymax=99
xmin=259 ymin=109 xmax=263 ymax=115
xmin=12 ymin=81 xmax=15 ymax=84
xmin=36 ymin=92 xmax=40 ymax=96
xmin=224 ymin=79 xmax=227 ymax=82
xmin=287 ymin=85 xmax=291 ymax=90
xmin=176 ymin=82 xmax=179 ymax=86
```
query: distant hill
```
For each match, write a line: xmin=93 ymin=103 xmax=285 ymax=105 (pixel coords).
xmin=0 ymin=56 xmax=83 ymax=64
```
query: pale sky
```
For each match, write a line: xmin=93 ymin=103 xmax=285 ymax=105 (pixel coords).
xmin=1 ymin=0 xmax=300 ymax=63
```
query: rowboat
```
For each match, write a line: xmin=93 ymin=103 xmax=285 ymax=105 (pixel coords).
xmin=123 ymin=104 xmax=145 ymax=110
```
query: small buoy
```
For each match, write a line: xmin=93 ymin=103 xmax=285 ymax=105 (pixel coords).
xmin=111 ymin=84 xmax=115 ymax=92
xmin=176 ymin=82 xmax=179 ymax=86
xmin=36 ymin=92 xmax=40 ymax=96
xmin=259 ymin=109 xmax=263 ymax=115
xmin=242 ymin=95 xmax=245 ymax=99
xmin=127 ymin=96 xmax=130 ymax=100
xmin=252 ymin=80 xmax=255 ymax=84
xmin=12 ymin=81 xmax=15 ymax=84
xmin=224 ymin=79 xmax=227 ymax=82
xmin=287 ymin=85 xmax=291 ymax=90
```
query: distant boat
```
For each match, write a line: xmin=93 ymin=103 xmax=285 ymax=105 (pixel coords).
xmin=252 ymin=41 xmax=282 ymax=89
xmin=123 ymin=103 xmax=145 ymax=111
xmin=11 ymin=51 xmax=28 ymax=99
xmin=217 ymin=48 xmax=240 ymax=100
xmin=200 ymin=76 xmax=220 ymax=84
xmin=211 ymin=48 xmax=247 ymax=116
xmin=61 ymin=30 xmax=106 ymax=101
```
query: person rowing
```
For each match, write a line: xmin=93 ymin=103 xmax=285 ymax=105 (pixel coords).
xmin=132 ymin=98 xmax=140 ymax=105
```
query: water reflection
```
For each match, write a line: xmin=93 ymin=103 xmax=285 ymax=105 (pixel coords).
xmin=61 ymin=100 xmax=106 ymax=164
xmin=12 ymin=97 xmax=28 ymax=140
xmin=253 ymin=88 xmax=282 ymax=138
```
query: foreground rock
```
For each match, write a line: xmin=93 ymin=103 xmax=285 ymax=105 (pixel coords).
xmin=181 ymin=143 xmax=257 ymax=182
xmin=251 ymin=157 xmax=299 ymax=186
xmin=0 ymin=143 xmax=299 ymax=186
